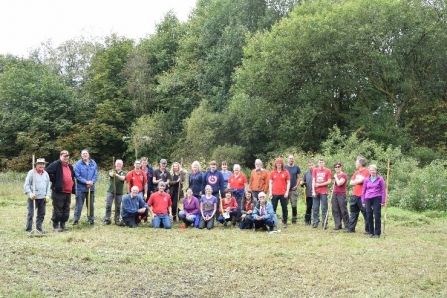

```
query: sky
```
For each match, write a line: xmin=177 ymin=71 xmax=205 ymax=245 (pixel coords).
xmin=0 ymin=0 xmax=198 ymax=57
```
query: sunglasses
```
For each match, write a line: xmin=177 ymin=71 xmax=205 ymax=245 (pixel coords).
xmin=334 ymin=166 xmax=341 ymax=168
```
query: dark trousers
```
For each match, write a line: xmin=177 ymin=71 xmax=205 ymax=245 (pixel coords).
xmin=346 ymin=195 xmax=369 ymax=232
xmin=105 ymin=192 xmax=123 ymax=223
xmin=122 ymin=215 xmax=141 ymax=228
xmin=52 ymin=192 xmax=71 ymax=226
xmin=26 ymin=198 xmax=46 ymax=231
xmin=272 ymin=195 xmax=288 ymax=224
xmin=332 ymin=194 xmax=349 ymax=229
xmin=305 ymin=196 xmax=313 ymax=223
xmin=365 ymin=197 xmax=382 ymax=236
xmin=253 ymin=218 xmax=274 ymax=229
xmin=199 ymin=215 xmax=215 ymax=229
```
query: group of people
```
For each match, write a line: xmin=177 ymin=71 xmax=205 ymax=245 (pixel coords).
xmin=24 ymin=151 xmax=386 ymax=237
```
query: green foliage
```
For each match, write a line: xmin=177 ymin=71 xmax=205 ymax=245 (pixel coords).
xmin=211 ymin=144 xmax=246 ymax=167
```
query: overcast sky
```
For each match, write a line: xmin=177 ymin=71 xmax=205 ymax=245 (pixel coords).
xmin=0 ymin=0 xmax=197 ymax=57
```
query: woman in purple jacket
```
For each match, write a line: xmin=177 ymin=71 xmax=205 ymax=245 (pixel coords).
xmin=362 ymin=164 xmax=386 ymax=238
xmin=178 ymin=188 xmax=200 ymax=227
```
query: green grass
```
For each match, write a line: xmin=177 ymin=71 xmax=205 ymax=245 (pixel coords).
xmin=1 ymin=174 xmax=447 ymax=297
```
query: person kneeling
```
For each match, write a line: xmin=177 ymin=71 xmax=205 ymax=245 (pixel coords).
xmin=252 ymin=192 xmax=277 ymax=231
xmin=199 ymin=185 xmax=217 ymax=230
xmin=121 ymin=186 xmax=148 ymax=228
xmin=217 ymin=188 xmax=238 ymax=227
xmin=148 ymin=182 xmax=173 ymax=229
xmin=178 ymin=188 xmax=200 ymax=227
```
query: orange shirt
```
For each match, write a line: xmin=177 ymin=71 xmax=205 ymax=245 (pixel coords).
xmin=249 ymin=169 xmax=269 ymax=192
xmin=269 ymin=169 xmax=290 ymax=195
xmin=351 ymin=168 xmax=370 ymax=197
xmin=228 ymin=173 xmax=247 ymax=189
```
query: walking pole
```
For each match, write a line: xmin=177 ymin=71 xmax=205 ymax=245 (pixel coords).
xmin=322 ymin=184 xmax=335 ymax=230
xmin=30 ymin=155 xmax=38 ymax=235
xmin=113 ymin=157 xmax=116 ymax=222
xmin=383 ymin=159 xmax=390 ymax=237
xmin=87 ymin=188 xmax=91 ymax=218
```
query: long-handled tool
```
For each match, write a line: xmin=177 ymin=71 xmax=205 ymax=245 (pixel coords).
xmin=112 ymin=157 xmax=116 ymax=222
xmin=383 ymin=159 xmax=390 ymax=237
xmin=87 ymin=188 xmax=91 ymax=218
xmin=322 ymin=184 xmax=335 ymax=230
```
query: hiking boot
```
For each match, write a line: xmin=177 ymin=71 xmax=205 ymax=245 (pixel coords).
xmin=312 ymin=223 xmax=318 ymax=228
xmin=53 ymin=227 xmax=62 ymax=232
xmin=344 ymin=229 xmax=355 ymax=233
xmin=37 ymin=229 xmax=47 ymax=234
xmin=117 ymin=221 xmax=126 ymax=227
xmin=103 ymin=219 xmax=111 ymax=225
xmin=89 ymin=220 xmax=95 ymax=226
xmin=283 ymin=223 xmax=287 ymax=229
xmin=73 ymin=220 xmax=78 ymax=225
xmin=60 ymin=222 xmax=68 ymax=231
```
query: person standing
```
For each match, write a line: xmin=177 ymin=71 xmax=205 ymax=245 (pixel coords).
xmin=362 ymin=164 xmax=386 ymax=238
xmin=153 ymin=159 xmax=171 ymax=193
xmin=332 ymin=162 xmax=349 ymax=230
xmin=202 ymin=160 xmax=225 ymax=213
xmin=345 ymin=156 xmax=370 ymax=234
xmin=120 ymin=186 xmax=148 ymax=228
xmin=189 ymin=161 xmax=204 ymax=199
xmin=300 ymin=161 xmax=315 ymax=225
xmin=141 ymin=157 xmax=155 ymax=195
xmin=285 ymin=155 xmax=301 ymax=224
xmin=148 ymin=182 xmax=173 ymax=229
xmin=169 ymin=161 xmax=186 ymax=222
xmin=103 ymin=159 xmax=126 ymax=225
xmin=24 ymin=158 xmax=51 ymax=233
xmin=125 ymin=160 xmax=148 ymax=198
xmin=73 ymin=149 xmax=98 ymax=225
xmin=228 ymin=164 xmax=248 ymax=216
xmin=269 ymin=158 xmax=291 ymax=228
xmin=45 ymin=150 xmax=76 ymax=232
xmin=249 ymin=159 xmax=269 ymax=200
xmin=221 ymin=161 xmax=232 ymax=189
xmin=312 ymin=158 xmax=332 ymax=229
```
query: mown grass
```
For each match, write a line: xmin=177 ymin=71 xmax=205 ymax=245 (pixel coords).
xmin=1 ymin=174 xmax=446 ymax=297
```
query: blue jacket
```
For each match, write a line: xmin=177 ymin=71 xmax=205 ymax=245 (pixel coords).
xmin=74 ymin=159 xmax=98 ymax=192
xmin=189 ymin=171 xmax=204 ymax=196
xmin=252 ymin=201 xmax=278 ymax=226
xmin=121 ymin=194 xmax=148 ymax=218
xmin=202 ymin=170 xmax=225 ymax=196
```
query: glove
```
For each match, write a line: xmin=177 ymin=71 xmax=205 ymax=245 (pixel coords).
xmin=143 ymin=194 xmax=147 ymax=200
xmin=29 ymin=193 xmax=36 ymax=200
xmin=109 ymin=171 xmax=116 ymax=178
xmin=45 ymin=195 xmax=50 ymax=203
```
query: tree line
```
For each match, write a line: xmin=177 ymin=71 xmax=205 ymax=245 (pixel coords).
xmin=1 ymin=0 xmax=446 ymax=171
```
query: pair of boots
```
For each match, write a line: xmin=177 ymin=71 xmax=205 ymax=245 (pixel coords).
xmin=53 ymin=221 xmax=68 ymax=232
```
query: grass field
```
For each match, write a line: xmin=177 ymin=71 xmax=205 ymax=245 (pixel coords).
xmin=1 ymin=173 xmax=446 ymax=297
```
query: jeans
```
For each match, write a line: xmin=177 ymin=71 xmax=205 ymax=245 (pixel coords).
xmin=152 ymin=214 xmax=172 ymax=229
xmin=74 ymin=191 xmax=95 ymax=222
xmin=312 ymin=193 xmax=328 ymax=225
xmin=104 ymin=192 xmax=123 ymax=223
xmin=272 ymin=195 xmax=288 ymax=224
xmin=178 ymin=211 xmax=196 ymax=224
xmin=217 ymin=210 xmax=238 ymax=224
xmin=346 ymin=195 xmax=369 ymax=232
xmin=365 ymin=197 xmax=382 ymax=236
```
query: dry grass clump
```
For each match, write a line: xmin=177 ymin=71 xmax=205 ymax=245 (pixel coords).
xmin=0 ymin=179 xmax=446 ymax=297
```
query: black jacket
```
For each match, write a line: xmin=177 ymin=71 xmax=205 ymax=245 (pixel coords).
xmin=45 ymin=160 xmax=76 ymax=194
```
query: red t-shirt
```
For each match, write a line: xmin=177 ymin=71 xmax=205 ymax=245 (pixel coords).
xmin=351 ymin=168 xmax=370 ymax=197
xmin=220 ymin=197 xmax=238 ymax=212
xmin=126 ymin=170 xmax=147 ymax=193
xmin=62 ymin=163 xmax=74 ymax=194
xmin=148 ymin=192 xmax=172 ymax=215
xmin=333 ymin=172 xmax=347 ymax=194
xmin=228 ymin=173 xmax=247 ymax=189
xmin=269 ymin=169 xmax=290 ymax=195
xmin=312 ymin=167 xmax=332 ymax=194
